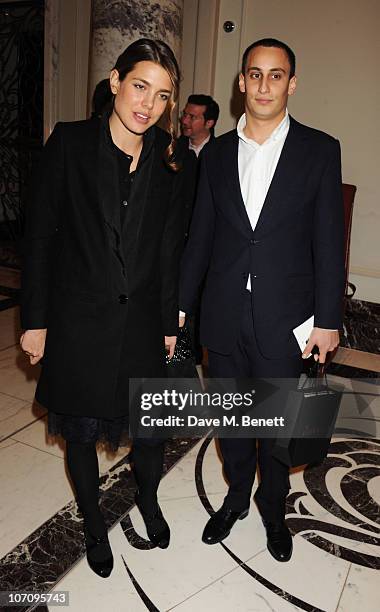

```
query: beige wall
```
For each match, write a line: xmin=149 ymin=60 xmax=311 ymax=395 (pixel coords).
xmin=179 ymin=0 xmax=219 ymax=110
xmin=181 ymin=0 xmax=380 ymax=303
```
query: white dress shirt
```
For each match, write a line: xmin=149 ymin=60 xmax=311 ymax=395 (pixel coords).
xmin=237 ymin=110 xmax=289 ymax=290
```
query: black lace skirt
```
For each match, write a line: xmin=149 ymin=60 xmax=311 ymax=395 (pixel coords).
xmin=48 ymin=411 xmax=130 ymax=452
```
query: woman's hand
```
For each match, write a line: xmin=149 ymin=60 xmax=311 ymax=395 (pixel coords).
xmin=165 ymin=335 xmax=177 ymax=360
xmin=20 ymin=329 xmax=47 ymax=365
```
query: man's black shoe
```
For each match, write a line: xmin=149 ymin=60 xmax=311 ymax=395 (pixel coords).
xmin=264 ymin=521 xmax=293 ymax=562
xmin=202 ymin=506 xmax=249 ymax=545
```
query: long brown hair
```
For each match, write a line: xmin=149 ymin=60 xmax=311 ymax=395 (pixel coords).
xmin=113 ymin=38 xmax=180 ymax=171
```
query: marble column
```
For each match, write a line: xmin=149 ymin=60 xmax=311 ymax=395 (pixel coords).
xmin=88 ymin=0 xmax=183 ymax=112
xmin=43 ymin=0 xmax=59 ymax=140
xmin=44 ymin=0 xmax=92 ymax=131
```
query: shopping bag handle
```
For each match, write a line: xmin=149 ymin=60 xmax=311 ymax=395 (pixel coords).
xmin=304 ymin=347 xmax=329 ymax=389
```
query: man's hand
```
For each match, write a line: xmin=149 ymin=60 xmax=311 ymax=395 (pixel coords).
xmin=165 ymin=335 xmax=177 ymax=360
xmin=20 ymin=329 xmax=47 ymax=365
xmin=302 ymin=327 xmax=339 ymax=364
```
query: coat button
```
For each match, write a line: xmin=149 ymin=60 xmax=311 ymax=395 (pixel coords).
xmin=118 ymin=294 xmax=128 ymax=304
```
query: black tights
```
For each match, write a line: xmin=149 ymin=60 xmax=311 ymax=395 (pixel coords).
xmin=66 ymin=440 xmax=165 ymax=531
xmin=66 ymin=441 xmax=104 ymax=536
xmin=132 ymin=441 xmax=165 ymax=516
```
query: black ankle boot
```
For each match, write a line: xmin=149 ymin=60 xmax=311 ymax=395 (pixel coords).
xmin=83 ymin=523 xmax=114 ymax=578
xmin=135 ymin=491 xmax=170 ymax=549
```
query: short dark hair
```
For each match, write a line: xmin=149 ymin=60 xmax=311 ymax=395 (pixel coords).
xmin=187 ymin=94 xmax=220 ymax=125
xmin=241 ymin=38 xmax=296 ymax=79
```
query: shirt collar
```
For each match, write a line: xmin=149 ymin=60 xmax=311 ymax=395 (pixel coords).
xmin=188 ymin=133 xmax=211 ymax=156
xmin=237 ymin=109 xmax=289 ymax=147
xmin=103 ymin=110 xmax=155 ymax=165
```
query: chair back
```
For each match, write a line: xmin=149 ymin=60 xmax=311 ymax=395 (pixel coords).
xmin=342 ymin=183 xmax=356 ymax=298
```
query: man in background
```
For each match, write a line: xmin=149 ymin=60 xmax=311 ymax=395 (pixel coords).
xmin=180 ymin=94 xmax=220 ymax=159
xmin=178 ymin=94 xmax=220 ymax=368
xmin=179 ymin=94 xmax=220 ymax=241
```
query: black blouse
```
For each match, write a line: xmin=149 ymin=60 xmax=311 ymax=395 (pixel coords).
xmin=111 ymin=137 xmax=135 ymax=227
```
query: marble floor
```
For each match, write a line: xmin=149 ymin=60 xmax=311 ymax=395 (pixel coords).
xmin=0 ymin=291 xmax=379 ymax=611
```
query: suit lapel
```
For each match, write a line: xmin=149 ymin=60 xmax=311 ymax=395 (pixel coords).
xmin=254 ymin=117 xmax=309 ymax=235
xmin=221 ymin=132 xmax=253 ymax=237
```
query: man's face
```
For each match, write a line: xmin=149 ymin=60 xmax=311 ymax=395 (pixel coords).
xmin=180 ymin=103 xmax=213 ymax=141
xmin=239 ymin=46 xmax=296 ymax=122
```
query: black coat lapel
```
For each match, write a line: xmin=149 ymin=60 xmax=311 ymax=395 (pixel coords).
xmin=97 ymin=117 xmax=125 ymax=267
xmin=221 ymin=131 xmax=253 ymax=237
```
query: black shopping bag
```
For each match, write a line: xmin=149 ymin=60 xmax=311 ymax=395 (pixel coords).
xmin=272 ymin=363 xmax=342 ymax=467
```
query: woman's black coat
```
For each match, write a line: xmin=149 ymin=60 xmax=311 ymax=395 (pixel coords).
xmin=21 ymin=115 xmax=185 ymax=419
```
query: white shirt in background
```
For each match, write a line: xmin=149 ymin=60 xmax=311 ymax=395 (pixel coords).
xmin=189 ymin=134 xmax=211 ymax=157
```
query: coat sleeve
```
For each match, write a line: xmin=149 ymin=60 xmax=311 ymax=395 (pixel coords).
xmin=179 ymin=152 xmax=216 ymax=315
xmin=159 ymin=160 xmax=188 ymax=336
xmin=20 ymin=123 xmax=64 ymax=330
xmin=312 ymin=138 xmax=345 ymax=329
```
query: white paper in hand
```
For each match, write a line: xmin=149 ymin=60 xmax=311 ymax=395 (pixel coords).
xmin=293 ymin=315 xmax=314 ymax=356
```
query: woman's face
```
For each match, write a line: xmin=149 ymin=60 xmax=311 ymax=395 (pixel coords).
xmin=110 ymin=60 xmax=173 ymax=134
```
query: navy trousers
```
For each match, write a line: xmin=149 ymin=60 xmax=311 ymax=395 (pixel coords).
xmin=208 ymin=291 xmax=303 ymax=523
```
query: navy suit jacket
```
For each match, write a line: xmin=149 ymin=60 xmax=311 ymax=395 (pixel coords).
xmin=176 ymin=134 xmax=214 ymax=242
xmin=179 ymin=116 xmax=345 ymax=359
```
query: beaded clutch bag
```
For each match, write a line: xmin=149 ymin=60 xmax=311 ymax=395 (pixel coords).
xmin=165 ymin=324 xmax=194 ymax=365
